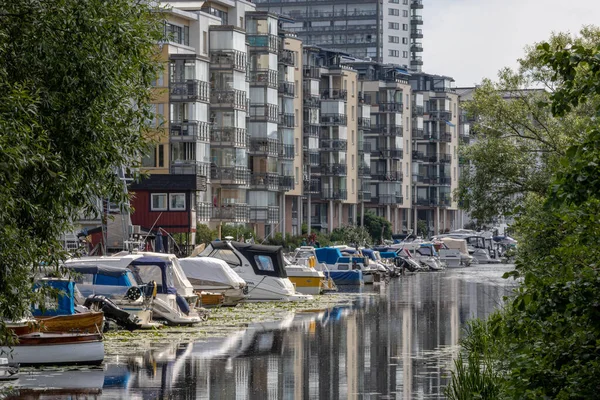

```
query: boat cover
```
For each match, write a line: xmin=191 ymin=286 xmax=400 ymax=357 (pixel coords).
xmin=441 ymin=237 xmax=469 ymax=254
xmin=179 ymin=257 xmax=245 ymax=288
xmin=326 ymin=270 xmax=362 ymax=285
xmin=64 ymin=264 xmax=133 ymax=286
xmin=379 ymin=251 xmax=398 ymax=259
xmin=32 ymin=279 xmax=75 ymax=316
xmin=315 ymin=248 xmax=344 ymax=265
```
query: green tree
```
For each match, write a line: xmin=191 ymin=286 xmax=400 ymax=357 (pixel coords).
xmin=195 ymin=223 xmax=217 ymax=245
xmin=329 ymin=226 xmax=372 ymax=247
xmin=359 ymin=212 xmax=392 ymax=244
xmin=0 ymin=0 xmax=163 ymax=343
xmin=416 ymin=219 xmax=428 ymax=238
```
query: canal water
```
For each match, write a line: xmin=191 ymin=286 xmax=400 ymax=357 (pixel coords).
xmin=6 ymin=265 xmax=516 ymax=399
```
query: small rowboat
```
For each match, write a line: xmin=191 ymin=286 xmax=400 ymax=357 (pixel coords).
xmin=0 ymin=332 xmax=104 ymax=366
xmin=8 ymin=312 xmax=104 ymax=336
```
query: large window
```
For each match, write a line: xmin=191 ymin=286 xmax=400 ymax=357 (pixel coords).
xmin=389 ymin=22 xmax=399 ymax=30
xmin=388 ymin=8 xmax=399 ymax=16
xmin=389 ymin=36 xmax=399 ymax=43
xmin=169 ymin=193 xmax=186 ymax=211
xmin=151 ymin=193 xmax=168 ymax=211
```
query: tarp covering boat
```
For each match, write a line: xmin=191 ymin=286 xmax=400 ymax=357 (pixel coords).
xmin=440 ymin=237 xmax=469 ymax=254
xmin=32 ymin=280 xmax=75 ymax=316
xmin=179 ymin=257 xmax=245 ymax=289
xmin=326 ymin=270 xmax=363 ymax=285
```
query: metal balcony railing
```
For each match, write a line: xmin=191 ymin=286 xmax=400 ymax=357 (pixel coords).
xmin=411 ymin=0 xmax=424 ymax=8
xmin=322 ymin=189 xmax=348 ymax=201
xmin=247 ymin=34 xmax=279 ymax=53
xmin=211 ymin=127 xmax=248 ymax=148
xmin=358 ymin=117 xmax=371 ymax=129
xmin=310 ymin=216 xmax=327 ymax=226
xmin=279 ymin=113 xmax=295 ymax=128
xmin=321 ymin=114 xmax=347 ymax=126
xmin=279 ymin=144 xmax=295 ymax=160
xmin=411 ymin=29 xmax=423 ymax=38
xmin=429 ymin=109 xmax=452 ymax=121
xmin=412 ymin=105 xmax=424 ymax=116
xmin=412 ymin=128 xmax=426 ymax=139
xmin=303 ymin=124 xmax=320 ymax=137
xmin=278 ymin=81 xmax=295 ymax=97
xmin=321 ymin=163 xmax=347 ymax=175
xmin=377 ymin=194 xmax=403 ymax=205
xmin=410 ymin=57 xmax=424 ymax=66
xmin=371 ymin=171 xmax=403 ymax=182
xmin=358 ymin=164 xmax=371 ymax=176
xmin=170 ymin=80 xmax=209 ymax=102
xmin=251 ymin=172 xmax=280 ymax=191
xmin=371 ymin=124 xmax=403 ymax=136
xmin=210 ymin=166 xmax=250 ymax=186
xmin=210 ymin=50 xmax=247 ymax=72
xmin=304 ymin=179 xmax=321 ymax=194
xmin=378 ymin=102 xmax=404 ymax=113
xmin=440 ymin=153 xmax=452 ymax=164
xmin=411 ymin=14 xmax=424 ymax=24
xmin=249 ymin=206 xmax=280 ymax=224
xmin=249 ymin=138 xmax=279 ymax=156
xmin=321 ymin=139 xmax=348 ymax=151
xmin=305 ymin=150 xmax=320 ymax=166
xmin=439 ymin=177 xmax=452 ymax=185
xmin=279 ymin=49 xmax=296 ymax=67
xmin=320 ymin=88 xmax=347 ymax=100
xmin=212 ymin=203 xmax=250 ymax=222
xmin=304 ymin=95 xmax=321 ymax=109
xmin=248 ymin=69 xmax=278 ymax=88
xmin=303 ymin=66 xmax=321 ymax=79
xmin=249 ymin=104 xmax=278 ymax=122
xmin=170 ymin=120 xmax=210 ymax=142
xmin=361 ymin=142 xmax=372 ymax=153
xmin=197 ymin=202 xmax=212 ymax=222
xmin=170 ymin=161 xmax=210 ymax=177
xmin=279 ymin=175 xmax=295 ymax=191
xmin=210 ymin=88 xmax=248 ymax=111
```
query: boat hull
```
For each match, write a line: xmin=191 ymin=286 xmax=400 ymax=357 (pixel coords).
xmin=326 ymin=270 xmax=363 ymax=285
xmin=1 ymin=333 xmax=104 ymax=366
xmin=36 ymin=312 xmax=104 ymax=334
xmin=288 ymin=276 xmax=323 ymax=295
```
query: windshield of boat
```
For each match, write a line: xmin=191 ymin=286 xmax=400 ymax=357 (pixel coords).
xmin=209 ymin=249 xmax=242 ymax=267
xmin=130 ymin=263 xmax=173 ymax=293
xmin=294 ymin=250 xmax=314 ymax=259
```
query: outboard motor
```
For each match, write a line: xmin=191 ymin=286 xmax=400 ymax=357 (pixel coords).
xmin=84 ymin=295 xmax=142 ymax=331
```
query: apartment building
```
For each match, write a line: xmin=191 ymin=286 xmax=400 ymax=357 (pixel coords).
xmin=409 ymin=73 xmax=460 ymax=236
xmin=254 ymin=0 xmax=424 ymax=69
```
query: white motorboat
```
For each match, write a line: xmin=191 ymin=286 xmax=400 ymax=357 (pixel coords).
xmin=438 ymin=231 xmax=502 ymax=264
xmin=179 ymin=257 xmax=247 ymax=306
xmin=197 ymin=241 xmax=312 ymax=302
xmin=0 ymin=332 xmax=104 ymax=366
xmin=392 ymin=242 xmax=445 ymax=271
xmin=436 ymin=237 xmax=473 ymax=267
xmin=289 ymin=247 xmax=337 ymax=292
xmin=67 ymin=255 xmax=201 ymax=325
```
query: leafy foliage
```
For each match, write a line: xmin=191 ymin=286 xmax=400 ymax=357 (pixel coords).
xmin=329 ymin=225 xmax=372 ymax=247
xmin=359 ymin=212 xmax=392 ymax=244
xmin=0 ymin=0 xmax=163 ymax=340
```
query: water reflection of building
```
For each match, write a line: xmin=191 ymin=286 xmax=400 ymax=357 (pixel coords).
xmin=36 ymin=269 xmax=515 ymax=399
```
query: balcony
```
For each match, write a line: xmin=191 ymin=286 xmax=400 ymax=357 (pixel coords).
xmin=411 ymin=44 xmax=424 ymax=53
xmin=411 ymin=15 xmax=424 ymax=25
xmin=358 ymin=164 xmax=371 ymax=176
xmin=377 ymin=194 xmax=403 ymax=206
xmin=278 ymin=81 xmax=295 ymax=97
xmin=279 ymin=113 xmax=295 ymax=128
xmin=429 ymin=109 xmax=452 ymax=121
xmin=322 ymin=189 xmax=348 ymax=201
xmin=280 ymin=144 xmax=295 ymax=160
xmin=212 ymin=203 xmax=250 ymax=223
xmin=304 ymin=95 xmax=321 ymax=109
xmin=250 ymin=172 xmax=280 ymax=191
xmin=411 ymin=0 xmax=424 ymax=9
xmin=321 ymin=163 xmax=347 ymax=176
xmin=170 ymin=80 xmax=209 ymax=102
xmin=371 ymin=124 xmax=403 ymax=137
xmin=439 ymin=176 xmax=452 ymax=185
xmin=438 ymin=133 xmax=452 ymax=143
xmin=358 ymin=190 xmax=372 ymax=202
xmin=170 ymin=161 xmax=210 ymax=177
xmin=305 ymin=150 xmax=320 ymax=166
xmin=412 ymin=151 xmax=438 ymax=163
xmin=371 ymin=171 xmax=403 ymax=182
xmin=210 ymin=166 xmax=250 ymax=186
xmin=412 ymin=105 xmax=424 ymax=116
xmin=247 ymin=34 xmax=279 ymax=53
xmin=310 ymin=216 xmax=328 ymax=227
xmin=210 ymin=88 xmax=248 ymax=111
xmin=412 ymin=128 xmax=426 ymax=139
xmin=359 ymin=142 xmax=372 ymax=153
xmin=377 ymin=102 xmax=404 ymax=113
xmin=414 ymin=175 xmax=440 ymax=185
xmin=303 ymin=124 xmax=320 ymax=138
xmin=372 ymin=147 xmax=403 ymax=159
xmin=303 ymin=66 xmax=321 ymax=80
xmin=170 ymin=120 xmax=210 ymax=142
xmin=211 ymin=127 xmax=248 ymax=148
xmin=440 ymin=153 xmax=452 ymax=164
xmin=210 ymin=50 xmax=247 ymax=72
xmin=321 ymin=114 xmax=347 ymax=126
xmin=279 ymin=175 xmax=295 ymax=191
xmin=321 ymin=139 xmax=348 ymax=151
xmin=410 ymin=57 xmax=424 ymax=66
xmin=249 ymin=104 xmax=278 ymax=123
xmin=279 ymin=49 xmax=296 ymax=67
xmin=411 ymin=29 xmax=423 ymax=39
xmin=321 ymin=88 xmax=347 ymax=100
xmin=249 ymin=206 xmax=280 ymax=224
xmin=358 ymin=117 xmax=371 ymax=129
xmin=304 ymin=178 xmax=320 ymax=194
xmin=249 ymin=137 xmax=279 ymax=156
xmin=248 ymin=69 xmax=278 ymax=88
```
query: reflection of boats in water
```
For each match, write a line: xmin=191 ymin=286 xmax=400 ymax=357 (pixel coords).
xmin=5 ymin=368 xmax=104 ymax=399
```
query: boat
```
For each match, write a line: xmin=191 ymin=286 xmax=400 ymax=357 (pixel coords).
xmin=391 ymin=241 xmax=446 ymax=271
xmin=63 ymin=263 xmax=161 ymax=329
xmin=284 ymin=263 xmax=326 ymax=295
xmin=66 ymin=255 xmax=202 ymax=325
xmin=197 ymin=241 xmax=312 ymax=302
xmin=288 ymin=247 xmax=337 ymax=292
xmin=437 ymin=231 xmax=502 ymax=264
xmin=0 ymin=358 xmax=18 ymax=381
xmin=0 ymin=332 xmax=104 ymax=366
xmin=436 ymin=237 xmax=473 ymax=267
xmin=178 ymin=257 xmax=248 ymax=306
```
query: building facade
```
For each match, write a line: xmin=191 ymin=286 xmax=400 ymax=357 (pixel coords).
xmin=254 ymin=0 xmax=424 ymax=69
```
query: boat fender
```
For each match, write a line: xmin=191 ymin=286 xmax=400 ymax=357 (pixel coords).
xmin=176 ymin=294 xmax=191 ymax=316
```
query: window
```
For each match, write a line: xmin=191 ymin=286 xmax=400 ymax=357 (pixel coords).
xmin=388 ymin=8 xmax=399 ymax=16
xmin=151 ymin=193 xmax=168 ymax=211
xmin=295 ymin=138 xmax=299 ymax=155
xmin=352 ymin=179 xmax=355 ymax=194
xmin=158 ymin=144 xmax=164 ymax=167
xmin=142 ymin=146 xmax=157 ymax=167
xmin=295 ymin=80 xmax=299 ymax=97
xmin=351 ymin=155 xmax=355 ymax=170
xmin=388 ymin=22 xmax=399 ymax=30
xmin=295 ymin=167 xmax=299 ymax=184
xmin=351 ymin=105 xmax=355 ymax=120
xmin=403 ymin=10 xmax=408 ymax=17
xmin=389 ymin=36 xmax=399 ymax=43
xmin=402 ymin=24 xmax=408 ymax=31
xmin=389 ymin=0 xmax=399 ymax=3
xmin=403 ymin=51 xmax=408 ymax=58
xmin=255 ymin=255 xmax=275 ymax=272
xmin=352 ymin=130 xmax=355 ymax=144
xmin=240 ymin=17 xmax=244 ymax=28
xmin=351 ymin=81 xmax=355 ymax=96
xmin=169 ymin=193 xmax=186 ymax=210
xmin=389 ymin=50 xmax=399 ymax=57
xmin=402 ymin=37 xmax=408 ymax=44
xmin=202 ymin=31 xmax=208 ymax=54
xmin=403 ymin=0 xmax=408 ymax=4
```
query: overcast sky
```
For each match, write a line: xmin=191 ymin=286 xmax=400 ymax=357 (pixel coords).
xmin=423 ymin=0 xmax=600 ymax=87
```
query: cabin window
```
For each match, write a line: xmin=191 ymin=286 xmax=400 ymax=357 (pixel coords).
xmin=169 ymin=193 xmax=186 ymax=210
xmin=73 ymin=273 xmax=94 ymax=285
xmin=151 ymin=193 xmax=168 ymax=211
xmin=254 ymin=255 xmax=275 ymax=272
xmin=338 ymin=264 xmax=349 ymax=271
